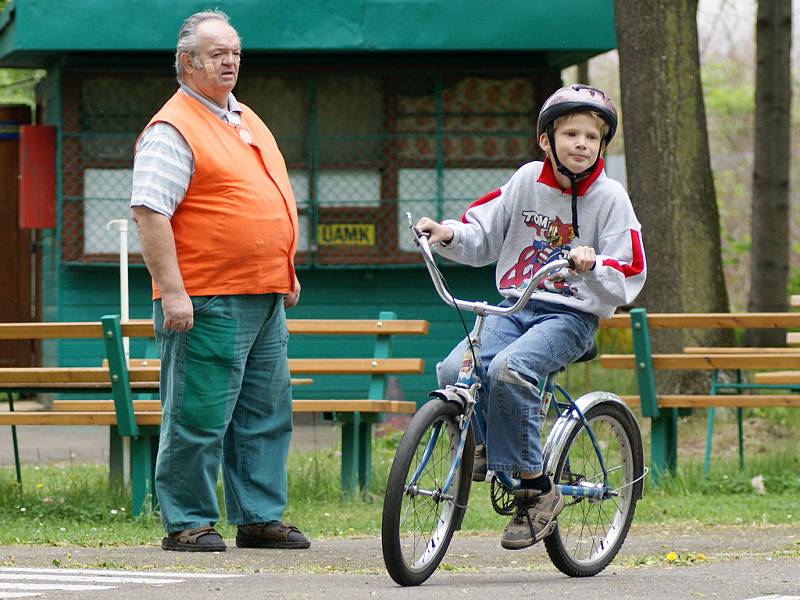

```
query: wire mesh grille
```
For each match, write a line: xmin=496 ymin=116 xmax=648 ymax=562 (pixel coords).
xmin=60 ymin=69 xmax=546 ymax=267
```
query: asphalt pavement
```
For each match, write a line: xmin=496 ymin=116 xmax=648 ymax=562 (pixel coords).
xmin=1 ymin=404 xmax=798 ymax=599
xmin=0 ymin=523 xmax=797 ymax=599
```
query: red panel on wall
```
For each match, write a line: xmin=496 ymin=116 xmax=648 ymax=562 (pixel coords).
xmin=19 ymin=125 xmax=56 ymax=229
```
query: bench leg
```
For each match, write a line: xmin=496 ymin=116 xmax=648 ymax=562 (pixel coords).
xmin=703 ymin=407 xmax=715 ymax=477
xmin=650 ymin=409 xmax=678 ymax=484
xmin=109 ymin=426 xmax=124 ymax=486
xmin=737 ymin=407 xmax=744 ymax=470
xmin=130 ymin=434 xmax=155 ymax=517
xmin=358 ymin=420 xmax=372 ymax=496
xmin=704 ymin=407 xmax=745 ymax=476
xmin=340 ymin=414 xmax=360 ymax=497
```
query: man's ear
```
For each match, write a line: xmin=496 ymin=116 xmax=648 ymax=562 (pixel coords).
xmin=180 ymin=52 xmax=194 ymax=75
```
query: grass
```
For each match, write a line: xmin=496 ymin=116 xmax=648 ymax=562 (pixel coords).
xmin=0 ymin=425 xmax=798 ymax=546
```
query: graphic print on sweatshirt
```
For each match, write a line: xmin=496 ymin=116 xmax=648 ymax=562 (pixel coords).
xmin=498 ymin=210 xmax=581 ymax=298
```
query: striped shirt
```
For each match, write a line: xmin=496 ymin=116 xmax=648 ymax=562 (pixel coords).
xmin=131 ymin=84 xmax=243 ymax=217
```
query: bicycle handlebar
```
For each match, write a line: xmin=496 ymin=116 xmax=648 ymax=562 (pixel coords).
xmin=407 ymin=212 xmax=574 ymax=317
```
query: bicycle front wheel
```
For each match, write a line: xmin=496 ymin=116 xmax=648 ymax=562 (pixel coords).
xmin=381 ymin=399 xmax=474 ymax=586
xmin=544 ymin=400 xmax=644 ymax=577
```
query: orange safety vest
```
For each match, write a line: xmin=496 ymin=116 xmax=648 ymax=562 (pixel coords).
xmin=141 ymin=91 xmax=298 ymax=299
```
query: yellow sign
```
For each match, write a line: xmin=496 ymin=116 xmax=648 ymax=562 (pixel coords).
xmin=317 ymin=223 xmax=375 ymax=246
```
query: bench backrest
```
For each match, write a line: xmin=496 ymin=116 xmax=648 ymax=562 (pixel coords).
xmin=599 ymin=308 xmax=800 ymax=417
xmin=602 ymin=312 xmax=800 ymax=329
xmin=0 ymin=312 xmax=428 ymax=435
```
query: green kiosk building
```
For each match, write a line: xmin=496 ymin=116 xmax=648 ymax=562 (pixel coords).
xmin=0 ymin=0 xmax=616 ymax=402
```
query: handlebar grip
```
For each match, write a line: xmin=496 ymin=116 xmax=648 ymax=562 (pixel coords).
xmin=411 ymin=226 xmax=430 ymax=247
xmin=567 ymin=257 xmax=577 ymax=270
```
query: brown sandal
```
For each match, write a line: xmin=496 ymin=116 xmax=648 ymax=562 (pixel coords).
xmin=236 ymin=522 xmax=310 ymax=549
xmin=162 ymin=526 xmax=227 ymax=552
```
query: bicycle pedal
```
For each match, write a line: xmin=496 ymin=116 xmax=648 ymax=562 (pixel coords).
xmin=543 ymin=521 xmax=558 ymax=538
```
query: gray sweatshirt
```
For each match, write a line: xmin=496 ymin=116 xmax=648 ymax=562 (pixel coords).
xmin=436 ymin=159 xmax=646 ymax=318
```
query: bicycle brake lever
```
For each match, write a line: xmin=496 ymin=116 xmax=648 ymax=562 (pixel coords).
xmin=405 ymin=212 xmax=431 ymax=246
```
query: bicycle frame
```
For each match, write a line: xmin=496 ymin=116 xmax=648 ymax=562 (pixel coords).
xmin=405 ymin=214 xmax=614 ymax=502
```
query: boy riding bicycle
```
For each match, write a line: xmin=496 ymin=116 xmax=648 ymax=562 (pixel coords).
xmin=416 ymin=84 xmax=646 ymax=550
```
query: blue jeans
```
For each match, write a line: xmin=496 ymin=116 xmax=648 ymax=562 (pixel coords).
xmin=153 ymin=293 xmax=292 ymax=533
xmin=436 ymin=299 xmax=598 ymax=473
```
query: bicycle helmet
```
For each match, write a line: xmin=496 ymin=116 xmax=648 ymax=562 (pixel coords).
xmin=536 ymin=84 xmax=618 ymax=236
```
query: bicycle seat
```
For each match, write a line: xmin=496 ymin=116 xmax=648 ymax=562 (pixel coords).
xmin=573 ymin=341 xmax=598 ymax=363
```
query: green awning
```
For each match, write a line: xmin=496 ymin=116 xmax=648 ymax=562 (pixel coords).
xmin=0 ymin=0 xmax=615 ymax=67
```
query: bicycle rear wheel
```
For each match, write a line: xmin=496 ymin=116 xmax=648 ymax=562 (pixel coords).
xmin=544 ymin=400 xmax=644 ymax=577
xmin=381 ymin=399 xmax=474 ymax=586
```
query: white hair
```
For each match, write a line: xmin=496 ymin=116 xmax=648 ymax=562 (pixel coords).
xmin=174 ymin=10 xmax=233 ymax=82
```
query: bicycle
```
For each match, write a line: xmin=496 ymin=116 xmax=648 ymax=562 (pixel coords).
xmin=380 ymin=214 xmax=647 ymax=586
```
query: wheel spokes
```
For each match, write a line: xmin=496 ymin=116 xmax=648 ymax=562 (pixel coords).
xmin=557 ymin=415 xmax=633 ymax=563
xmin=398 ymin=416 xmax=460 ymax=568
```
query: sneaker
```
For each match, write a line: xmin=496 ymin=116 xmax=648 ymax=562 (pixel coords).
xmin=161 ymin=526 xmax=226 ymax=552
xmin=472 ymin=443 xmax=488 ymax=482
xmin=236 ymin=521 xmax=311 ymax=549
xmin=500 ymin=479 xmax=564 ymax=550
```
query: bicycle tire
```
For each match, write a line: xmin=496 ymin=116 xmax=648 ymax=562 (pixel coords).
xmin=381 ymin=399 xmax=474 ymax=586
xmin=544 ymin=400 xmax=644 ymax=577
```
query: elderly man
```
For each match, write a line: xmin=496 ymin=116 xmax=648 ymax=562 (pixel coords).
xmin=131 ymin=10 xmax=308 ymax=552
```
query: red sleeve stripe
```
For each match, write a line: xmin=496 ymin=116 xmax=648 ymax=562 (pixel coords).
xmin=601 ymin=230 xmax=645 ymax=277
xmin=461 ymin=188 xmax=502 ymax=223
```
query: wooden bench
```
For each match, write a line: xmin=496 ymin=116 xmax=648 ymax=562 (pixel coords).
xmin=599 ymin=308 xmax=800 ymax=481
xmin=0 ymin=312 xmax=425 ymax=513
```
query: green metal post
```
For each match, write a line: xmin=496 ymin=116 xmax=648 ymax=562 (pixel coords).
xmin=629 ymin=308 xmax=676 ymax=481
xmin=434 ymin=77 xmax=445 ymax=223
xmin=630 ymin=308 xmax=658 ymax=418
xmin=361 ymin=311 xmax=396 ymax=495
xmin=308 ymin=78 xmax=319 ymax=265
xmin=703 ymin=370 xmax=719 ymax=477
xmin=703 ymin=408 xmax=715 ymax=476
xmin=650 ymin=408 xmax=678 ymax=482
xmin=102 ymin=315 xmax=151 ymax=511
xmin=100 ymin=315 xmax=138 ymax=438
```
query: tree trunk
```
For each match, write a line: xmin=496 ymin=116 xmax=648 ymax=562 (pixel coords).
xmin=615 ymin=0 xmax=733 ymax=390
xmin=746 ymin=0 xmax=792 ymax=347
xmin=577 ymin=61 xmax=589 ymax=85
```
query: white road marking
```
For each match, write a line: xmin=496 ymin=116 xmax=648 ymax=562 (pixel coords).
xmin=0 ymin=583 xmax=114 ymax=591
xmin=0 ymin=567 xmax=243 ymax=578
xmin=0 ymin=573 xmax=183 ymax=585
xmin=744 ymin=596 xmax=800 ymax=600
xmin=0 ymin=567 xmax=243 ymax=598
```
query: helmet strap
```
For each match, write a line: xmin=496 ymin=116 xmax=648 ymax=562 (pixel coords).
xmin=570 ymin=184 xmax=579 ymax=238
xmin=546 ymin=124 xmax=586 ymax=237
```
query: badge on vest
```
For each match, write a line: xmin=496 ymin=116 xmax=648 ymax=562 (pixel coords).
xmin=237 ymin=126 xmax=253 ymax=145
